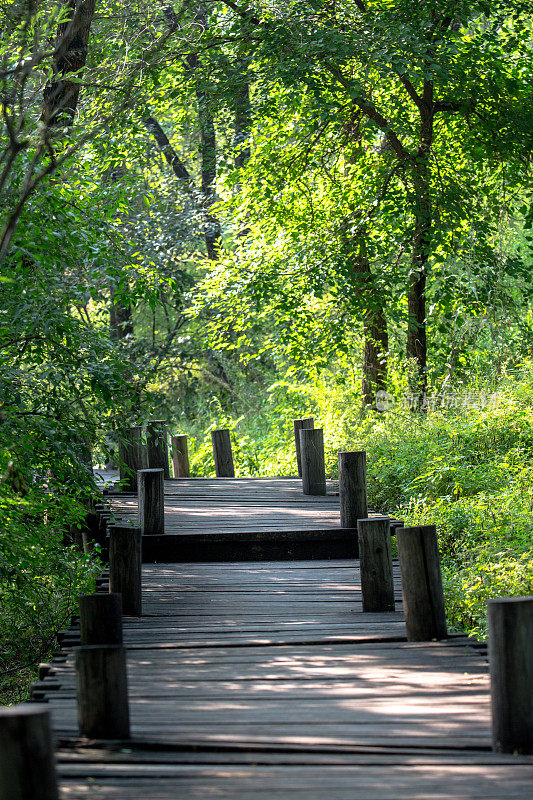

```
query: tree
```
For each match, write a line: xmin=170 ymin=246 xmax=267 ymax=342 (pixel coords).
xmin=0 ymin=0 xmax=176 ymax=263
xmin=184 ymin=0 xmax=532 ymax=400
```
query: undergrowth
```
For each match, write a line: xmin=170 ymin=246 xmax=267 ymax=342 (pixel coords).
xmin=175 ymin=363 xmax=533 ymax=638
xmin=0 ymin=490 xmax=99 ymax=704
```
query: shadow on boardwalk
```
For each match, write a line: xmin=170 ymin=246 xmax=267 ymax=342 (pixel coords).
xmin=43 ymin=560 xmax=533 ymax=799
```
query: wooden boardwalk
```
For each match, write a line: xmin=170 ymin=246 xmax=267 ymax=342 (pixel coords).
xmin=100 ymin=476 xmax=401 ymax=560
xmin=39 ymin=478 xmax=533 ymax=797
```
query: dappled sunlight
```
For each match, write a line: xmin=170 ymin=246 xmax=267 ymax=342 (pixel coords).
xmin=106 ymin=562 xmax=494 ymax=751
xmin=43 ymin=554 xmax=527 ymax=799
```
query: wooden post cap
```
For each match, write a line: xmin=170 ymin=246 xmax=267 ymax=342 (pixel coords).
xmin=0 ymin=705 xmax=59 ymax=800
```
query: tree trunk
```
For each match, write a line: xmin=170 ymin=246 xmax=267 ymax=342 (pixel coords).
xmin=231 ymin=69 xmax=252 ymax=241
xmin=406 ymin=171 xmax=431 ymax=397
xmin=109 ymin=285 xmax=133 ymax=341
xmin=406 ymin=89 xmax=433 ymax=400
xmin=362 ymin=301 xmax=388 ymax=405
xmin=144 ymin=110 xmax=220 ymax=260
xmin=234 ymin=80 xmax=251 ymax=170
xmin=406 ymin=249 xmax=427 ymax=387
xmin=342 ymin=230 xmax=388 ymax=406
xmin=42 ymin=0 xmax=97 ymax=127
xmin=187 ymin=4 xmax=220 ymax=260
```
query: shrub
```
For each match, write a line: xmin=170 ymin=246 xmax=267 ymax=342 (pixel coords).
xmin=0 ymin=489 xmax=99 ymax=704
xmin=176 ymin=362 xmax=533 ymax=637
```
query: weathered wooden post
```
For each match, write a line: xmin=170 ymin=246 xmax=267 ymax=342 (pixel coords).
xmin=0 ymin=705 xmax=59 ymax=799
xmin=211 ymin=428 xmax=235 ymax=477
xmin=488 ymin=596 xmax=533 ymax=754
xmin=146 ymin=420 xmax=170 ymax=479
xmin=171 ymin=433 xmax=190 ymax=478
xmin=357 ymin=517 xmax=395 ymax=612
xmin=299 ymin=427 xmax=326 ymax=495
xmin=118 ymin=425 xmax=145 ymax=492
xmin=76 ymin=645 xmax=130 ymax=739
xmin=293 ymin=417 xmax=314 ymax=477
xmin=138 ymin=468 xmax=165 ymax=535
xmin=80 ymin=593 xmax=123 ymax=645
xmin=396 ymin=524 xmax=447 ymax=641
xmin=92 ymin=510 xmax=110 ymax=549
xmin=108 ymin=525 xmax=142 ymax=616
xmin=339 ymin=451 xmax=368 ymax=532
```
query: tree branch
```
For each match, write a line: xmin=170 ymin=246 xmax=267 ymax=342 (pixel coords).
xmin=434 ymin=99 xmax=474 ymax=113
xmin=143 ymin=116 xmax=193 ymax=186
xmin=217 ymin=0 xmax=263 ymax=26
xmin=324 ymin=62 xmax=412 ymax=162
xmin=397 ymin=73 xmax=423 ymax=110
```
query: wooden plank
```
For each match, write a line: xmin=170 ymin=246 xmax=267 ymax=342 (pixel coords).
xmin=52 ymin=476 xmax=533 ymax=796
xmin=56 ymin=764 xmax=533 ymax=800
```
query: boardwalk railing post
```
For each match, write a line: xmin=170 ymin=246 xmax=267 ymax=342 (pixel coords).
xmin=396 ymin=524 xmax=447 ymax=641
xmin=146 ymin=420 xmax=170 ymax=479
xmin=299 ymin=427 xmax=326 ymax=496
xmin=357 ymin=517 xmax=395 ymax=612
xmin=138 ymin=468 xmax=165 ymax=535
xmin=0 ymin=705 xmax=59 ymax=800
xmin=338 ymin=451 xmax=368 ymax=532
xmin=171 ymin=433 xmax=190 ymax=478
xmin=80 ymin=593 xmax=123 ymax=645
xmin=76 ymin=645 xmax=130 ymax=739
xmin=488 ymin=596 xmax=533 ymax=754
xmin=211 ymin=428 xmax=235 ymax=477
xmin=108 ymin=525 xmax=142 ymax=616
xmin=293 ymin=417 xmax=314 ymax=478
xmin=118 ymin=425 xmax=146 ymax=492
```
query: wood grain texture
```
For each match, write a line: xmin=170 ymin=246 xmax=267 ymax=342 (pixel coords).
xmin=108 ymin=526 xmax=142 ymax=616
xmin=79 ymin=593 xmax=123 ymax=645
xmin=339 ymin=451 xmax=367 ymax=532
xmin=211 ymin=429 xmax=235 ymax=477
xmin=41 ymin=476 xmax=533 ymax=798
xmin=49 ymin=561 xmax=488 ymax=755
xmin=300 ymin=428 xmax=326 ymax=496
xmin=170 ymin=434 xmax=190 ymax=478
xmin=138 ymin=469 xmax=165 ymax=536
xmin=0 ymin=705 xmax=59 ymax=800
xmin=357 ymin=517 xmax=395 ymax=612
xmin=55 ymin=763 xmax=533 ymax=799
xmin=293 ymin=417 xmax=314 ymax=477
xmin=488 ymin=596 xmax=533 ymax=754
xmin=75 ymin=646 xmax=130 ymax=740
xmin=396 ymin=525 xmax=447 ymax=642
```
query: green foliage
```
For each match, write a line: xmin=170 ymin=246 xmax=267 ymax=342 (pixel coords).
xmin=0 ymin=488 xmax=99 ymax=703
xmin=177 ymin=362 xmax=533 ymax=638
xmin=1 ymin=0 xmax=533 ymax=700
